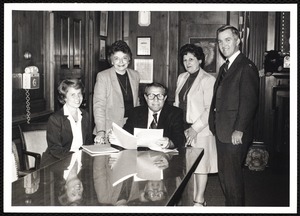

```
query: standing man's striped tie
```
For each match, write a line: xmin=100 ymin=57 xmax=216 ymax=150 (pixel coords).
xmin=221 ymin=59 xmax=230 ymax=81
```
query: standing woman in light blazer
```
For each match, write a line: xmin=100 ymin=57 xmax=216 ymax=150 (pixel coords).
xmin=93 ymin=40 xmax=140 ymax=144
xmin=174 ymin=44 xmax=218 ymax=206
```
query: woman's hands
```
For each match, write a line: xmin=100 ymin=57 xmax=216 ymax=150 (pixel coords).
xmin=184 ymin=127 xmax=197 ymax=146
xmin=94 ymin=131 xmax=106 ymax=144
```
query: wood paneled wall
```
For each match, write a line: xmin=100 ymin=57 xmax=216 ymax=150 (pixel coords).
xmin=12 ymin=11 xmax=50 ymax=123
xmin=124 ymin=11 xmax=230 ymax=102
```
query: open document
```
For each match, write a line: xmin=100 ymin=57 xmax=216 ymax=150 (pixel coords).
xmin=111 ymin=123 xmax=137 ymax=149
xmin=134 ymin=128 xmax=163 ymax=147
xmin=110 ymin=122 xmax=178 ymax=153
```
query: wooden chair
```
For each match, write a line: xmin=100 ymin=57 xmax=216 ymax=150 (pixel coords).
xmin=12 ymin=140 xmax=41 ymax=181
xmin=18 ymin=122 xmax=48 ymax=170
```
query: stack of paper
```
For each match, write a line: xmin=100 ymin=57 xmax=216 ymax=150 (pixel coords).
xmin=111 ymin=122 xmax=169 ymax=152
xmin=81 ymin=144 xmax=119 ymax=156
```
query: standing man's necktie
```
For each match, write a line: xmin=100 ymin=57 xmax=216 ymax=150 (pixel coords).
xmin=221 ymin=59 xmax=230 ymax=81
xmin=150 ymin=113 xmax=158 ymax=129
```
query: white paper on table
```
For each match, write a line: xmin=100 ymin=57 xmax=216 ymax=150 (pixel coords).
xmin=134 ymin=128 xmax=163 ymax=147
xmin=111 ymin=122 xmax=137 ymax=149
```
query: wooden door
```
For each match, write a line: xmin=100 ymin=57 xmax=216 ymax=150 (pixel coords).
xmin=53 ymin=11 xmax=87 ymax=110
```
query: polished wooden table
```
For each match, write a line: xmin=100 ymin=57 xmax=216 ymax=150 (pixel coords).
xmin=12 ymin=147 xmax=203 ymax=207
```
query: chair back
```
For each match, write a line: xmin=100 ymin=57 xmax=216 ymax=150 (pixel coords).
xmin=12 ymin=141 xmax=20 ymax=181
xmin=19 ymin=122 xmax=48 ymax=169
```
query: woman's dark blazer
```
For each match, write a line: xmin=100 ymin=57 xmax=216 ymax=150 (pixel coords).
xmin=41 ymin=108 xmax=93 ymax=167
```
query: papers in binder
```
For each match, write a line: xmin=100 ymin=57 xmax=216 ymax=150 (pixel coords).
xmin=81 ymin=144 xmax=119 ymax=156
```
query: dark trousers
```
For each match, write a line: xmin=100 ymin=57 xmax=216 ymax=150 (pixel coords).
xmin=216 ymin=137 xmax=250 ymax=206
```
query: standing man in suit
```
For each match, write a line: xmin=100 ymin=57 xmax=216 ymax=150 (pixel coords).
xmin=208 ymin=25 xmax=259 ymax=206
xmin=123 ymin=82 xmax=186 ymax=149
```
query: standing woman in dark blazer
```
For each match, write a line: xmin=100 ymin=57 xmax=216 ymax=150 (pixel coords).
xmin=41 ymin=79 xmax=93 ymax=167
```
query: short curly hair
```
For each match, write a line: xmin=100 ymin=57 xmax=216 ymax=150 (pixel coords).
xmin=57 ymin=79 xmax=85 ymax=104
xmin=107 ymin=40 xmax=132 ymax=65
xmin=179 ymin=43 xmax=205 ymax=68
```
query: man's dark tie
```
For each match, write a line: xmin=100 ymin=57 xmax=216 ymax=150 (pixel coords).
xmin=150 ymin=113 xmax=158 ymax=129
xmin=221 ymin=59 xmax=230 ymax=81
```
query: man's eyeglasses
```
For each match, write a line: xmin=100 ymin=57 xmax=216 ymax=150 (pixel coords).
xmin=146 ymin=190 xmax=165 ymax=199
xmin=146 ymin=93 xmax=165 ymax=100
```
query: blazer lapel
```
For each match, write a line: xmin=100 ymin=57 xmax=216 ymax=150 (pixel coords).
xmin=189 ymin=69 xmax=204 ymax=94
xmin=157 ymin=104 xmax=168 ymax=129
xmin=109 ymin=67 xmax=123 ymax=102
xmin=177 ymin=72 xmax=190 ymax=94
xmin=224 ymin=53 xmax=243 ymax=78
xmin=62 ymin=114 xmax=73 ymax=142
xmin=127 ymin=69 xmax=138 ymax=106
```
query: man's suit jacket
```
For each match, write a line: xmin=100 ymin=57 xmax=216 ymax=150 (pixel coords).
xmin=41 ymin=108 xmax=93 ymax=167
xmin=208 ymin=53 xmax=259 ymax=144
xmin=93 ymin=67 xmax=140 ymax=133
xmin=123 ymin=104 xmax=186 ymax=149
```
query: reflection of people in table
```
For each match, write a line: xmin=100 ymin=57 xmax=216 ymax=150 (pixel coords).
xmin=92 ymin=153 xmax=139 ymax=206
xmin=129 ymin=151 xmax=184 ymax=205
xmin=51 ymin=151 xmax=85 ymax=206
xmin=140 ymin=180 xmax=167 ymax=202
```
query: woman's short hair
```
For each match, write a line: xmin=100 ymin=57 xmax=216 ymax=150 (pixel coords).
xmin=107 ymin=40 xmax=132 ymax=65
xmin=179 ymin=43 xmax=205 ymax=68
xmin=57 ymin=79 xmax=85 ymax=104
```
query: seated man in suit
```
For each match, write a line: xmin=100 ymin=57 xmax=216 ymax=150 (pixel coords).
xmin=123 ymin=82 xmax=186 ymax=149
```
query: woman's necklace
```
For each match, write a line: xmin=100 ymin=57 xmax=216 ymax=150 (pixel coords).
xmin=117 ymin=74 xmax=128 ymax=95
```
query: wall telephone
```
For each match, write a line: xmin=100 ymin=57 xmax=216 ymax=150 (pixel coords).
xmin=12 ymin=66 xmax=40 ymax=124
xmin=13 ymin=66 xmax=40 ymax=89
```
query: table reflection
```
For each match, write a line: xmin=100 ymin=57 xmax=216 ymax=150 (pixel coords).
xmin=12 ymin=148 xmax=203 ymax=207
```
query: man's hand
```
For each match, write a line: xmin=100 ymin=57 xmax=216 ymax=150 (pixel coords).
xmin=231 ymin=130 xmax=243 ymax=145
xmin=153 ymin=155 xmax=169 ymax=170
xmin=155 ymin=137 xmax=173 ymax=149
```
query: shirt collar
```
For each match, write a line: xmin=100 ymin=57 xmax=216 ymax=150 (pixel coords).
xmin=63 ymin=104 xmax=82 ymax=118
xmin=148 ymin=108 xmax=162 ymax=119
xmin=227 ymin=50 xmax=240 ymax=68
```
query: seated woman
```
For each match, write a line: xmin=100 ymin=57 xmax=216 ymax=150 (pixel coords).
xmin=41 ymin=79 xmax=93 ymax=167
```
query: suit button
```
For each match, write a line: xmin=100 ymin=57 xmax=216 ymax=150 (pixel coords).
xmin=214 ymin=108 xmax=217 ymax=111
